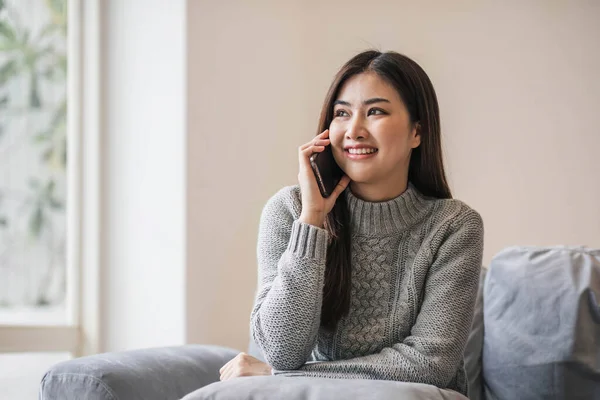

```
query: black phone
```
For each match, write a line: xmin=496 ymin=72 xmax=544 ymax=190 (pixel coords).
xmin=309 ymin=145 xmax=344 ymax=198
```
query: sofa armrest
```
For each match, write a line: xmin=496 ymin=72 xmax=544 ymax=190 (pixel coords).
xmin=39 ymin=344 xmax=239 ymax=400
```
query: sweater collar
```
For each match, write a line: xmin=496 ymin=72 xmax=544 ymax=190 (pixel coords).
xmin=344 ymin=181 xmax=432 ymax=236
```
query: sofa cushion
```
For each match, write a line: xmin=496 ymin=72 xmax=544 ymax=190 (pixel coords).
xmin=482 ymin=245 xmax=600 ymax=400
xmin=39 ymin=345 xmax=239 ymax=400
xmin=181 ymin=376 xmax=468 ymax=400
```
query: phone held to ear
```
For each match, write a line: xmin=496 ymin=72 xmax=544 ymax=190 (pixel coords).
xmin=309 ymin=145 xmax=344 ymax=198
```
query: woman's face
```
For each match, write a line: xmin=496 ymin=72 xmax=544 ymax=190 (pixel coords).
xmin=329 ymin=72 xmax=421 ymax=191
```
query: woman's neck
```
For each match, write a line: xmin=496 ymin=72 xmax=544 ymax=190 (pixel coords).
xmin=344 ymin=180 xmax=431 ymax=235
xmin=349 ymin=179 xmax=409 ymax=203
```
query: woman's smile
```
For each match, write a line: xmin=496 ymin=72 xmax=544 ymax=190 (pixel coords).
xmin=344 ymin=147 xmax=379 ymax=160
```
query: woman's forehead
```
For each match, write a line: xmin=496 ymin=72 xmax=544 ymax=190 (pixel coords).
xmin=336 ymin=72 xmax=402 ymax=105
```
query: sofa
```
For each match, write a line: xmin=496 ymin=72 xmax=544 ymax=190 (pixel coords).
xmin=39 ymin=246 xmax=600 ymax=399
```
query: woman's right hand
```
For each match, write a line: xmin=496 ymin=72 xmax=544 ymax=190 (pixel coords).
xmin=297 ymin=129 xmax=351 ymax=228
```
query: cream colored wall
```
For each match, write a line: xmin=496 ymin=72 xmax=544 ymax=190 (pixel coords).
xmin=186 ymin=0 xmax=600 ymax=351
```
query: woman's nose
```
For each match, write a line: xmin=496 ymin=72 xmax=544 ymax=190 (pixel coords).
xmin=345 ymin=116 xmax=369 ymax=140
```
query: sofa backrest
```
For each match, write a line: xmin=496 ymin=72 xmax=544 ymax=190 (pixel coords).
xmin=481 ymin=245 xmax=600 ymax=400
xmin=463 ymin=266 xmax=488 ymax=400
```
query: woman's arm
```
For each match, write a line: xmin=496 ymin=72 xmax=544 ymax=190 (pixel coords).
xmin=250 ymin=187 xmax=330 ymax=371
xmin=273 ymin=209 xmax=484 ymax=389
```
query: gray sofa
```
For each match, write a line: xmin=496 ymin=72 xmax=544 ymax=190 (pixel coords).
xmin=39 ymin=246 xmax=600 ymax=400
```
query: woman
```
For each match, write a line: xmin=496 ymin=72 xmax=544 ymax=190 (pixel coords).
xmin=219 ymin=50 xmax=484 ymax=396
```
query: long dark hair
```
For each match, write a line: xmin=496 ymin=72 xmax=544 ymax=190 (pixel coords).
xmin=319 ymin=50 xmax=452 ymax=331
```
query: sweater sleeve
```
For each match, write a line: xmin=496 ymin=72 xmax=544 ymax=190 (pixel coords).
xmin=273 ymin=209 xmax=484 ymax=389
xmin=250 ymin=188 xmax=330 ymax=371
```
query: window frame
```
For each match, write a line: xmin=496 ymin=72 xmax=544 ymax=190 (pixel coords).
xmin=0 ymin=0 xmax=101 ymax=358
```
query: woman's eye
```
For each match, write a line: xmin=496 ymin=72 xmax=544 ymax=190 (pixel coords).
xmin=368 ymin=108 xmax=386 ymax=116
xmin=334 ymin=109 xmax=349 ymax=117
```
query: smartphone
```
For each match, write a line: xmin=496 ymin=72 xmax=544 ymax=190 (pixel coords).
xmin=309 ymin=145 xmax=344 ymax=198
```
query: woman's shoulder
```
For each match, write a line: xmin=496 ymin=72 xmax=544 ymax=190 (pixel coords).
xmin=427 ymin=197 xmax=484 ymax=232
xmin=425 ymin=197 xmax=484 ymax=270
xmin=261 ymin=184 xmax=303 ymax=221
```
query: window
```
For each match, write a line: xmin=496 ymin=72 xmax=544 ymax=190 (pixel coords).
xmin=0 ymin=0 xmax=68 ymax=324
xmin=0 ymin=0 xmax=98 ymax=396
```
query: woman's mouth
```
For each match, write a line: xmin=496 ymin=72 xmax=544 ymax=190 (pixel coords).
xmin=345 ymin=148 xmax=378 ymax=160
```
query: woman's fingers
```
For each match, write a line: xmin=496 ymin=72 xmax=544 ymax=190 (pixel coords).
xmin=329 ymin=175 xmax=351 ymax=200
xmin=220 ymin=362 xmax=234 ymax=381
xmin=313 ymin=139 xmax=330 ymax=147
xmin=300 ymin=139 xmax=329 ymax=152
xmin=219 ymin=360 xmax=231 ymax=375
xmin=299 ymin=130 xmax=330 ymax=150
xmin=302 ymin=144 xmax=325 ymax=155
xmin=219 ymin=353 xmax=274 ymax=381
xmin=219 ymin=355 xmax=238 ymax=381
xmin=298 ymin=146 xmax=325 ymax=182
xmin=315 ymin=129 xmax=329 ymax=140
xmin=299 ymin=144 xmax=325 ymax=168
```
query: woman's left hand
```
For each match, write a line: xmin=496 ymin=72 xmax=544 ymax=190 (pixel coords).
xmin=219 ymin=352 xmax=273 ymax=381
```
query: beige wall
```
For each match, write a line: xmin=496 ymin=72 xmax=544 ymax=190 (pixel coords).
xmin=186 ymin=0 xmax=600 ymax=351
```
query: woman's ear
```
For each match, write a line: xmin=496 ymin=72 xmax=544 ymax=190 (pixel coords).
xmin=410 ymin=121 xmax=422 ymax=149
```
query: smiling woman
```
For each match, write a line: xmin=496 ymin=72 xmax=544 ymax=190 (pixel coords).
xmin=242 ymin=50 xmax=484 ymax=397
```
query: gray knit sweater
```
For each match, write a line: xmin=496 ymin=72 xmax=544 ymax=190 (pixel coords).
xmin=250 ymin=182 xmax=484 ymax=395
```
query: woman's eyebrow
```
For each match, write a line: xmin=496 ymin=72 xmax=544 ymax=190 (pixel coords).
xmin=333 ymin=97 xmax=391 ymax=107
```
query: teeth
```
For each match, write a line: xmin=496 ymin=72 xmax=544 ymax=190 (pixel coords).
xmin=348 ymin=148 xmax=377 ymax=155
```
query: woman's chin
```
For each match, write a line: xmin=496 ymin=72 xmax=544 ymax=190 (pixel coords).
xmin=347 ymin=174 xmax=375 ymax=186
